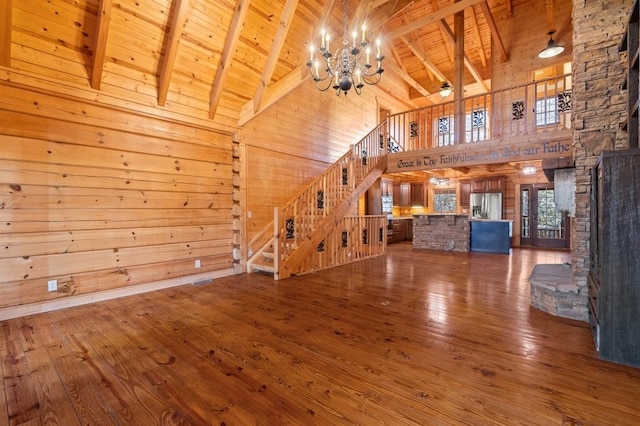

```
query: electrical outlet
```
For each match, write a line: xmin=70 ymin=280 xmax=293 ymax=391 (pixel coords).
xmin=248 ymin=211 xmax=252 ymax=218
xmin=195 ymin=259 xmax=201 ymax=268
xmin=47 ymin=279 xmax=58 ymax=292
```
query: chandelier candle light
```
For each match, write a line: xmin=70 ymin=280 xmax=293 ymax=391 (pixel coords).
xmin=307 ymin=0 xmax=384 ymax=95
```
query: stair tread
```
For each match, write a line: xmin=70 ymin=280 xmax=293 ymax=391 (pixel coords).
xmin=250 ymin=263 xmax=275 ymax=273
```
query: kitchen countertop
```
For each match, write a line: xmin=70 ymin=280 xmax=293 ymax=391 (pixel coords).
xmin=470 ymin=218 xmax=513 ymax=222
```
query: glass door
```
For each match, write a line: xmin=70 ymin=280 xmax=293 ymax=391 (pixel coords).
xmin=520 ymin=184 xmax=570 ymax=248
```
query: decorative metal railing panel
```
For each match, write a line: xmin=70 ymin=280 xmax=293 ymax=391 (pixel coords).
xmin=294 ymin=215 xmax=387 ymax=274
xmin=387 ymin=74 xmax=572 ymax=151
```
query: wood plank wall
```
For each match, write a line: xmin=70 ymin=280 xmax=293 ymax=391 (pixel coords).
xmin=0 ymin=16 xmax=410 ymax=318
xmin=239 ymin=81 xmax=409 ymax=245
xmin=0 ymin=83 xmax=236 ymax=317
xmin=491 ymin=0 xmax=573 ymax=90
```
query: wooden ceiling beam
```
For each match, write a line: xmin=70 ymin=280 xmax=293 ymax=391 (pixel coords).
xmin=385 ymin=0 xmax=484 ymax=40
xmin=479 ymin=1 xmax=508 ymax=62
xmin=427 ymin=0 xmax=454 ymax=67
xmin=351 ymin=0 xmax=373 ymax=32
xmin=238 ymin=0 xmax=335 ymax=125
xmin=400 ymin=35 xmax=447 ymax=82
xmin=438 ymin=18 xmax=488 ymax=91
xmin=239 ymin=65 xmax=309 ymax=126
xmin=384 ymin=38 xmax=429 ymax=98
xmin=253 ymin=0 xmax=299 ymax=112
xmin=157 ymin=0 xmax=190 ymax=107
xmin=91 ymin=0 xmax=113 ymax=90
xmin=469 ymin=5 xmax=487 ymax=68
xmin=366 ymin=0 xmax=414 ymax=33
xmin=0 ymin=0 xmax=11 ymax=67
xmin=387 ymin=43 xmax=432 ymax=97
xmin=209 ymin=0 xmax=251 ymax=120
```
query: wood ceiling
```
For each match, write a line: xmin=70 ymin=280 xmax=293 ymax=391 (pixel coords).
xmin=1 ymin=0 xmax=543 ymax=127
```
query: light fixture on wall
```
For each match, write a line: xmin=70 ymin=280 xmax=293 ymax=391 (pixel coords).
xmin=307 ymin=0 xmax=384 ymax=96
xmin=430 ymin=177 xmax=450 ymax=186
xmin=439 ymin=81 xmax=452 ymax=98
xmin=538 ymin=30 xmax=564 ymax=59
xmin=522 ymin=165 xmax=537 ymax=175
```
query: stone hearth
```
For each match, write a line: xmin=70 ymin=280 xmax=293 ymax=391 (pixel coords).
xmin=529 ymin=264 xmax=588 ymax=321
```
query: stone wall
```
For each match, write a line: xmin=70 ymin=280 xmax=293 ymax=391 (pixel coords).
xmin=413 ymin=215 xmax=470 ymax=252
xmin=571 ymin=0 xmax=630 ymax=304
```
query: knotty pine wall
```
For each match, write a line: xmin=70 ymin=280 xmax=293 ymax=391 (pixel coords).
xmin=490 ymin=0 xmax=573 ymax=90
xmin=239 ymin=80 xmax=411 ymax=245
xmin=0 ymin=83 xmax=237 ymax=318
xmin=0 ymin=55 xmax=410 ymax=320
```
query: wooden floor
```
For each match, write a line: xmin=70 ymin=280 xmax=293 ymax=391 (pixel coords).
xmin=2 ymin=243 xmax=640 ymax=425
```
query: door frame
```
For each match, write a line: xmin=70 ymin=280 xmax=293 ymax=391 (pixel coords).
xmin=520 ymin=183 xmax=570 ymax=249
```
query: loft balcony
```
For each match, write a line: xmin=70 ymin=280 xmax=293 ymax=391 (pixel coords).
xmin=374 ymin=74 xmax=573 ymax=173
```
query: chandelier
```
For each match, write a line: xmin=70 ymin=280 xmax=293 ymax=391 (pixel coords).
xmin=307 ymin=0 xmax=384 ymax=96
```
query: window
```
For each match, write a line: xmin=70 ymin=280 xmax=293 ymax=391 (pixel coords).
xmin=433 ymin=189 xmax=457 ymax=213
xmin=535 ymin=97 xmax=558 ymax=126
xmin=435 ymin=109 xmax=488 ymax=145
xmin=437 ymin=116 xmax=453 ymax=146
xmin=466 ymin=109 xmax=487 ymax=142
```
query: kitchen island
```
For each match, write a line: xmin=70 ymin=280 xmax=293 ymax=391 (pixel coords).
xmin=470 ymin=219 xmax=513 ymax=254
xmin=413 ymin=214 xmax=470 ymax=252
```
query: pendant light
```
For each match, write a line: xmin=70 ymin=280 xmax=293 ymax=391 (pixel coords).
xmin=538 ymin=30 xmax=564 ymax=59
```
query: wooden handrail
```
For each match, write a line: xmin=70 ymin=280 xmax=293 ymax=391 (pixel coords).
xmin=387 ymin=74 xmax=572 ymax=151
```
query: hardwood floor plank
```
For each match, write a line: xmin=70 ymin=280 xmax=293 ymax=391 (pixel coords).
xmin=1 ymin=244 xmax=640 ymax=424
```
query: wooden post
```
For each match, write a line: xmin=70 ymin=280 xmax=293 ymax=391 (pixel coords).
xmin=454 ymin=2 xmax=465 ymax=144
xmin=273 ymin=206 xmax=280 ymax=280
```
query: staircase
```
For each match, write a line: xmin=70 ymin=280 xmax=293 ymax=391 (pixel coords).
xmin=247 ymin=122 xmax=391 ymax=279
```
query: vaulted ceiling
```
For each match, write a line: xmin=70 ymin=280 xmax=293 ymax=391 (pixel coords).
xmin=1 ymin=0 xmax=568 ymax=128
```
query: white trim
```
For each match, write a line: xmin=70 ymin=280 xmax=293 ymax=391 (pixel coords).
xmin=0 ymin=268 xmax=236 ymax=321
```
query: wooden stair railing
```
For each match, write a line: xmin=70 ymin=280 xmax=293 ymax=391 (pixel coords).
xmin=276 ymin=159 xmax=386 ymax=279
xmin=247 ymin=121 xmax=390 ymax=278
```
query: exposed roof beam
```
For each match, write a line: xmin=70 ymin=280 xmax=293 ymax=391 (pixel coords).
xmin=369 ymin=0 xmax=395 ymax=9
xmin=469 ymin=4 xmax=487 ymax=68
xmin=385 ymin=0 xmax=484 ymax=40
xmin=479 ymin=1 xmax=508 ymax=62
xmin=209 ymin=0 xmax=251 ymax=120
xmin=91 ymin=0 xmax=113 ymax=90
xmin=367 ymin=0 xmax=418 ymax=33
xmin=238 ymin=0 xmax=335 ymax=125
xmin=427 ymin=0 xmax=454 ymax=65
xmin=546 ymin=0 xmax=555 ymax=29
xmin=438 ymin=16 xmax=488 ymax=91
xmin=0 ymin=0 xmax=11 ymax=67
xmin=158 ymin=0 xmax=190 ymax=106
xmin=239 ymin=65 xmax=309 ymax=126
xmin=387 ymin=43 xmax=432 ymax=97
xmin=400 ymin=35 xmax=446 ymax=82
xmin=253 ymin=0 xmax=299 ymax=112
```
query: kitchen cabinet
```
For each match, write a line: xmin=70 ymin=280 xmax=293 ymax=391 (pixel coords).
xmin=468 ymin=177 xmax=505 ymax=193
xmin=411 ymin=182 xmax=426 ymax=207
xmin=459 ymin=181 xmax=471 ymax=207
xmin=400 ymin=183 xmax=411 ymax=206
xmin=486 ymin=177 xmax=505 ymax=192
xmin=588 ymin=149 xmax=640 ymax=367
xmin=381 ymin=178 xmax=393 ymax=198
xmin=470 ymin=220 xmax=512 ymax=254
xmin=402 ymin=219 xmax=413 ymax=240
xmin=388 ymin=218 xmax=413 ymax=243
xmin=471 ymin=180 xmax=486 ymax=192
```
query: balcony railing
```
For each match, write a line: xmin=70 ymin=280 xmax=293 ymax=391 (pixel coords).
xmin=386 ymin=74 xmax=572 ymax=152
